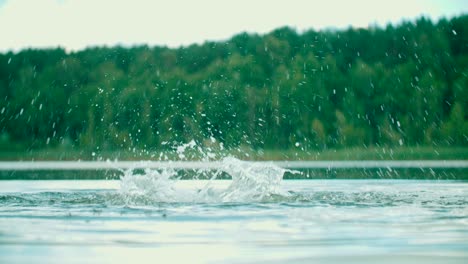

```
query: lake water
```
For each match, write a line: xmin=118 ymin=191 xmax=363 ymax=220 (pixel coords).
xmin=1 ymin=160 xmax=468 ymax=263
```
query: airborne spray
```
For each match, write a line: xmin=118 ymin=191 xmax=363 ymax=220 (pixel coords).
xmin=119 ymin=141 xmax=295 ymax=204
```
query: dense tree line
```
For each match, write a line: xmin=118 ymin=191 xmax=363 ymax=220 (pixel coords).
xmin=0 ymin=16 xmax=467 ymax=152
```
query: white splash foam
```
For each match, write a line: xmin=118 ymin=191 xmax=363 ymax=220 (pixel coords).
xmin=118 ymin=140 xmax=296 ymax=204
xmin=219 ymin=157 xmax=287 ymax=202
xmin=118 ymin=156 xmax=292 ymax=204
xmin=119 ymin=168 xmax=180 ymax=204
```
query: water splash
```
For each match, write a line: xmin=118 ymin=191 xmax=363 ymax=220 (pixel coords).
xmin=119 ymin=168 xmax=180 ymax=204
xmin=117 ymin=140 xmax=301 ymax=204
xmin=218 ymin=157 xmax=287 ymax=202
xmin=118 ymin=156 xmax=293 ymax=204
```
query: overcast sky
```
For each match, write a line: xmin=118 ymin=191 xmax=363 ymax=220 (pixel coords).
xmin=0 ymin=0 xmax=466 ymax=52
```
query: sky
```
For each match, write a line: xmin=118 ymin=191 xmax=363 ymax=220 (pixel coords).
xmin=0 ymin=0 xmax=467 ymax=52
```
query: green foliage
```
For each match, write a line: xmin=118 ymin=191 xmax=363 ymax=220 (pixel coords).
xmin=0 ymin=16 xmax=467 ymax=153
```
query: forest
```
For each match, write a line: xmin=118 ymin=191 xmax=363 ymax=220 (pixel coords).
xmin=0 ymin=15 xmax=467 ymax=156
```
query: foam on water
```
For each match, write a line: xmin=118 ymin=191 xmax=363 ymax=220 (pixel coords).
xmin=119 ymin=156 xmax=292 ymax=204
xmin=117 ymin=140 xmax=297 ymax=204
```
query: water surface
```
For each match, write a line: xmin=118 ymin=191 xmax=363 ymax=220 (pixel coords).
xmin=1 ymin=178 xmax=467 ymax=263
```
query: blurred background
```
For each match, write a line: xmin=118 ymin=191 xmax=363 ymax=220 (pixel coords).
xmin=0 ymin=0 xmax=467 ymax=160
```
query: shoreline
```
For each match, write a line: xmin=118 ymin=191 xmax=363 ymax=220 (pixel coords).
xmin=0 ymin=146 xmax=467 ymax=161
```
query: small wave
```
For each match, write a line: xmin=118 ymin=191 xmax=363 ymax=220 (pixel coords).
xmin=2 ymin=186 xmax=467 ymax=210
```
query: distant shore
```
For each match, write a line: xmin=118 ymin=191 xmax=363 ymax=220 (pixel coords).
xmin=0 ymin=146 xmax=467 ymax=161
xmin=1 ymin=146 xmax=467 ymax=180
